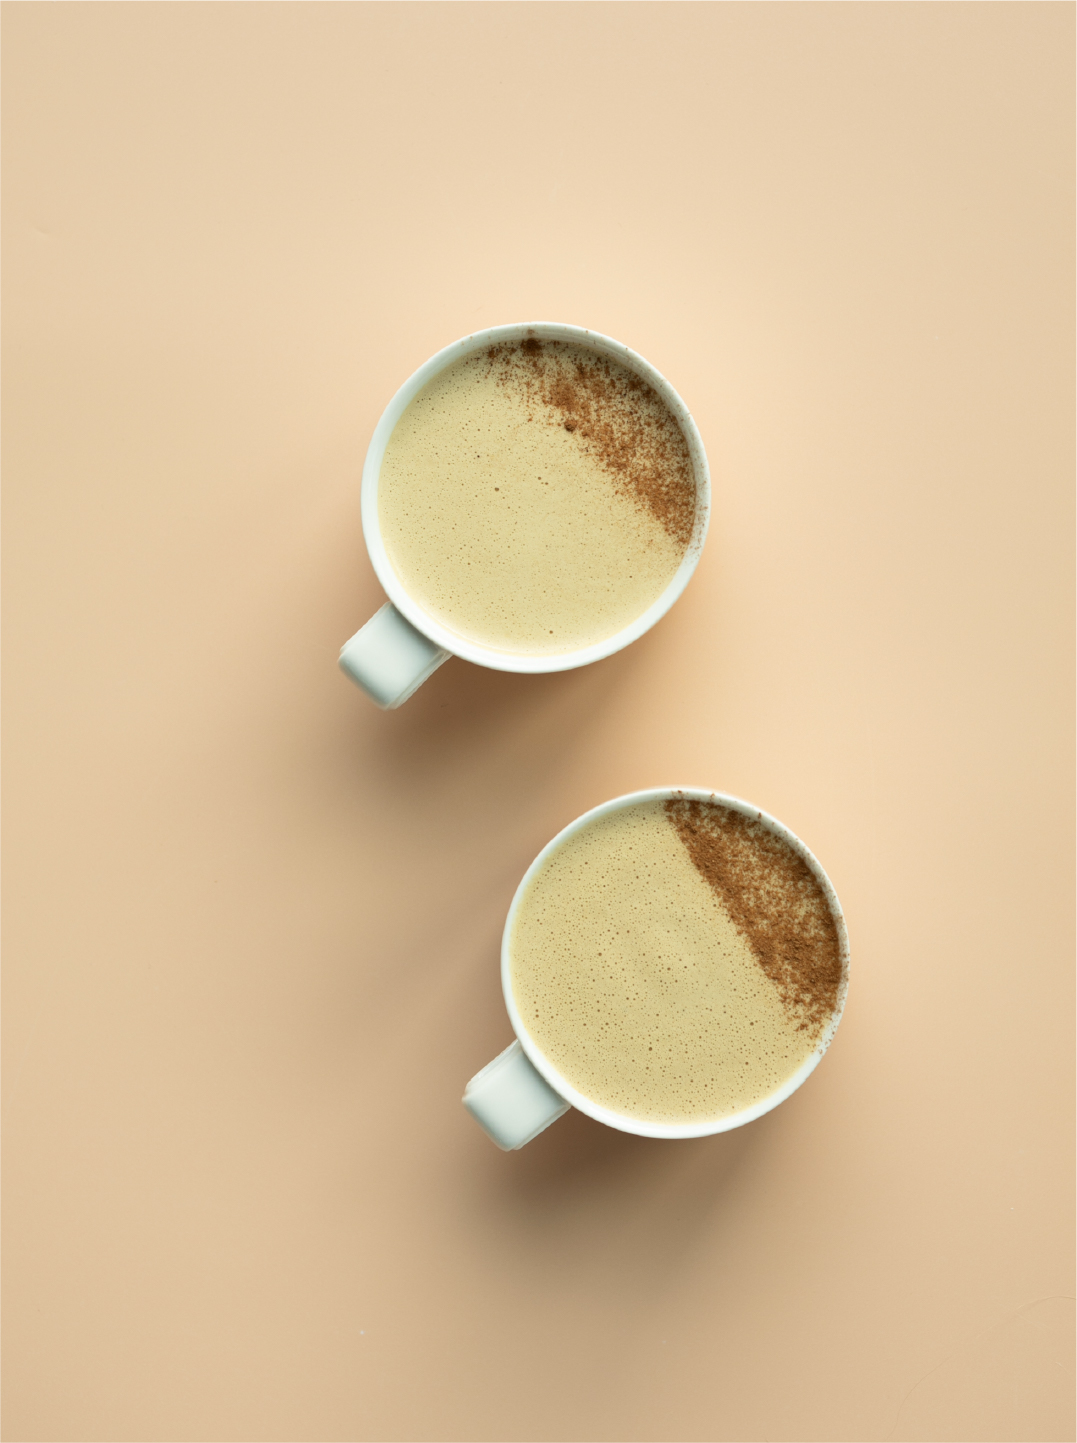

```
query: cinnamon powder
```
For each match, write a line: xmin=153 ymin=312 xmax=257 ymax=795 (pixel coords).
xmin=485 ymin=339 xmax=697 ymax=548
xmin=665 ymin=797 xmax=844 ymax=1038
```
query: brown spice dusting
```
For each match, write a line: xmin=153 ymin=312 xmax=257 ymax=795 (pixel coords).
xmin=665 ymin=797 xmax=844 ymax=1038
xmin=483 ymin=339 xmax=696 ymax=548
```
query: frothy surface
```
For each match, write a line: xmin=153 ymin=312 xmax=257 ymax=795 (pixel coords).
xmin=378 ymin=340 xmax=695 ymax=655
xmin=509 ymin=800 xmax=839 ymax=1124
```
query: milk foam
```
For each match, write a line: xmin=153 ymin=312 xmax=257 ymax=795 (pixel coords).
xmin=509 ymin=801 xmax=823 ymax=1124
xmin=377 ymin=342 xmax=693 ymax=654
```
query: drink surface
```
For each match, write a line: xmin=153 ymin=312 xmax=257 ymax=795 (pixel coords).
xmin=509 ymin=798 xmax=845 ymax=1124
xmin=378 ymin=339 xmax=697 ymax=654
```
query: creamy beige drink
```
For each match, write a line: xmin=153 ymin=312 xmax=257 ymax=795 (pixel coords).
xmin=509 ymin=797 xmax=845 ymax=1125
xmin=377 ymin=338 xmax=697 ymax=654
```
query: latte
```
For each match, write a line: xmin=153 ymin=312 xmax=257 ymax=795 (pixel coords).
xmin=508 ymin=796 xmax=845 ymax=1125
xmin=377 ymin=338 xmax=698 ymax=655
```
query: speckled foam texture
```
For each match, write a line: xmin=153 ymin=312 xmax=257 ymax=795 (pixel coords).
xmin=377 ymin=343 xmax=690 ymax=654
xmin=509 ymin=801 xmax=822 ymax=1124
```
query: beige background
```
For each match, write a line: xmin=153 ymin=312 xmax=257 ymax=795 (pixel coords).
xmin=2 ymin=5 xmax=1073 ymax=1441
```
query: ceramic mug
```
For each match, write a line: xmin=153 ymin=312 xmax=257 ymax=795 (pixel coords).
xmin=338 ymin=323 xmax=711 ymax=708
xmin=463 ymin=788 xmax=850 ymax=1150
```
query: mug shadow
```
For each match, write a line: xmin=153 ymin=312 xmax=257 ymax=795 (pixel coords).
xmin=465 ymin=1098 xmax=770 ymax=1295
xmin=336 ymin=616 xmax=671 ymax=824
xmin=368 ymin=641 xmax=640 ymax=781
xmin=509 ymin=1100 xmax=761 ymax=1203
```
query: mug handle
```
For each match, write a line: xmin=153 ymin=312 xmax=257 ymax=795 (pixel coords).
xmin=339 ymin=602 xmax=451 ymax=709
xmin=463 ymin=1040 xmax=571 ymax=1150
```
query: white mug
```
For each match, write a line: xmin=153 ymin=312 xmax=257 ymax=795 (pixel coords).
xmin=463 ymin=788 xmax=850 ymax=1150
xmin=339 ymin=323 xmax=711 ymax=708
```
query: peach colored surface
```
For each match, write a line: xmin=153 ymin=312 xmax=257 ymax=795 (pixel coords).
xmin=2 ymin=5 xmax=1073 ymax=1441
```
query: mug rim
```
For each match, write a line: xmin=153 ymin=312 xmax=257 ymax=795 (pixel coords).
xmin=500 ymin=787 xmax=851 ymax=1140
xmin=360 ymin=322 xmax=711 ymax=674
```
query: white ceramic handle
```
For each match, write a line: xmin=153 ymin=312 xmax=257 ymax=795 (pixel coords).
xmin=338 ymin=602 xmax=451 ymax=709
xmin=463 ymin=1040 xmax=571 ymax=1150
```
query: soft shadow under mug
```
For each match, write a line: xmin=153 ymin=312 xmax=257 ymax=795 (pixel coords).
xmin=463 ymin=788 xmax=850 ymax=1150
xmin=338 ymin=323 xmax=711 ymax=708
